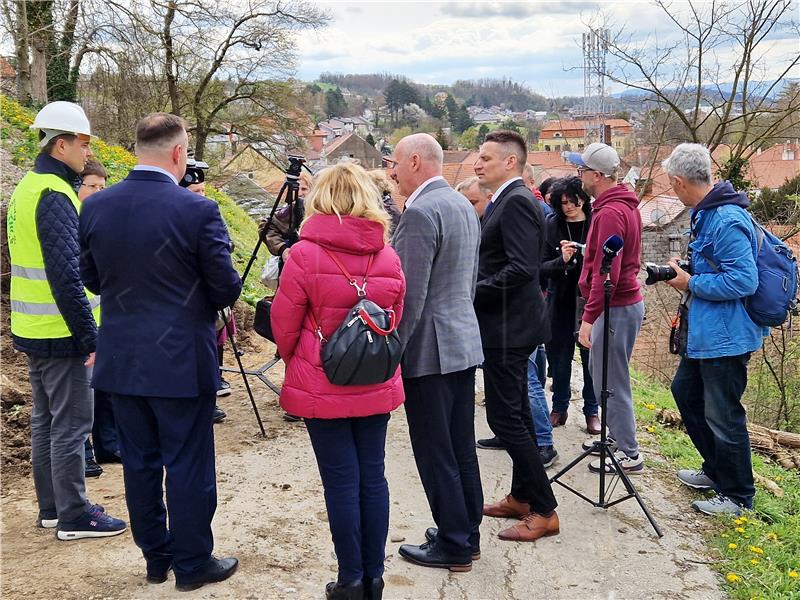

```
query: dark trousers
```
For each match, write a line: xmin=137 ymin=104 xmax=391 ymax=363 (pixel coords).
xmin=671 ymin=353 xmax=755 ymax=507
xmin=92 ymin=390 xmax=119 ymax=460
xmin=547 ymin=308 xmax=597 ymax=415
xmin=305 ymin=413 xmax=390 ymax=583
xmin=403 ymin=368 xmax=483 ymax=556
xmin=483 ymin=346 xmax=558 ymax=514
xmin=111 ymin=393 xmax=217 ymax=578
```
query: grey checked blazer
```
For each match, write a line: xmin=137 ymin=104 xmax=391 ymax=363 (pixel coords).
xmin=392 ymin=179 xmax=484 ymax=378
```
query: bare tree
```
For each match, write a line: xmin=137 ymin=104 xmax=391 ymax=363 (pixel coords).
xmin=592 ymin=0 xmax=800 ymax=175
xmin=99 ymin=0 xmax=327 ymax=159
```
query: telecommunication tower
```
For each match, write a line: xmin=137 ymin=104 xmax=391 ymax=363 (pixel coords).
xmin=583 ymin=28 xmax=609 ymax=143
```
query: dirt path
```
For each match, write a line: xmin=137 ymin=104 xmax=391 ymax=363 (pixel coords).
xmin=1 ymin=341 xmax=725 ymax=599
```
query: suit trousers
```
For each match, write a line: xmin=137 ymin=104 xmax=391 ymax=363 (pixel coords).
xmin=305 ymin=413 xmax=390 ymax=583
xmin=111 ymin=393 xmax=217 ymax=579
xmin=483 ymin=346 xmax=558 ymax=514
xmin=403 ymin=368 xmax=483 ymax=556
xmin=28 ymin=355 xmax=93 ymax=522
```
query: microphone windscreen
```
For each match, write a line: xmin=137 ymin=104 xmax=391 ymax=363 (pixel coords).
xmin=602 ymin=234 xmax=624 ymax=256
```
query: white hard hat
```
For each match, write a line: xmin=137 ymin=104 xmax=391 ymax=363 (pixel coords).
xmin=31 ymin=101 xmax=93 ymax=147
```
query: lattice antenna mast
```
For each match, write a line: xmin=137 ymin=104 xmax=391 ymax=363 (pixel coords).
xmin=583 ymin=28 xmax=609 ymax=143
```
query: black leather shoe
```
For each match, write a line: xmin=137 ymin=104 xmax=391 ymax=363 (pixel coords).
xmin=175 ymin=556 xmax=238 ymax=591
xmin=363 ymin=576 xmax=384 ymax=600
xmin=398 ymin=541 xmax=472 ymax=572
xmin=325 ymin=579 xmax=364 ymax=600
xmin=538 ymin=445 xmax=558 ymax=469
xmin=424 ymin=527 xmax=480 ymax=560
xmin=476 ymin=436 xmax=506 ymax=450
xmin=146 ymin=565 xmax=172 ymax=584
xmin=85 ymin=459 xmax=103 ymax=478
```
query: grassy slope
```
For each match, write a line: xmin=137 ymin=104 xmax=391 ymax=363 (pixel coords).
xmin=631 ymin=372 xmax=800 ymax=599
xmin=0 ymin=95 xmax=267 ymax=305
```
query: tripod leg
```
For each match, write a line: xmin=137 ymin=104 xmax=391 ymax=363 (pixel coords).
xmin=220 ymin=313 xmax=267 ymax=437
xmin=603 ymin=452 xmax=664 ymax=537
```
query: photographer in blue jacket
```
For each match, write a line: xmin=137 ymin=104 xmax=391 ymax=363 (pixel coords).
xmin=659 ymin=143 xmax=768 ymax=516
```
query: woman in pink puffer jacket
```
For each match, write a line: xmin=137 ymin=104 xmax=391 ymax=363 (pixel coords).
xmin=271 ymin=162 xmax=405 ymax=600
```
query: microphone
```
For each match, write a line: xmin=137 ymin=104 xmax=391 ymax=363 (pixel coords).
xmin=600 ymin=234 xmax=624 ymax=275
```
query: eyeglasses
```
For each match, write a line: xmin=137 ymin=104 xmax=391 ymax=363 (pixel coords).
xmin=576 ymin=167 xmax=595 ymax=176
xmin=382 ymin=158 xmax=398 ymax=169
xmin=81 ymin=183 xmax=105 ymax=191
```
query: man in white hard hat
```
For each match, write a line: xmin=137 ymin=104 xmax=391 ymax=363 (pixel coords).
xmin=6 ymin=101 xmax=127 ymax=540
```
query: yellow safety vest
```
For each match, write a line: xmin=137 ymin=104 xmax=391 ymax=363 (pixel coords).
xmin=7 ymin=170 xmax=101 ymax=339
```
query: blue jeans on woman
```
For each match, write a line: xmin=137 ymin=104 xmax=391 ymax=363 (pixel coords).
xmin=305 ymin=413 xmax=390 ymax=583
xmin=670 ymin=353 xmax=755 ymax=508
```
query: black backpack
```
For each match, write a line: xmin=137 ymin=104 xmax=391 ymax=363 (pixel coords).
xmin=309 ymin=248 xmax=402 ymax=386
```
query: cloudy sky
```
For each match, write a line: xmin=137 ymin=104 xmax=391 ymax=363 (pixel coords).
xmin=295 ymin=0 xmax=799 ymax=97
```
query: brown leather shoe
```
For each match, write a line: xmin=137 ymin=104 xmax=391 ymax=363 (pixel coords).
xmin=498 ymin=511 xmax=560 ymax=542
xmin=549 ymin=411 xmax=567 ymax=427
xmin=585 ymin=414 xmax=601 ymax=435
xmin=483 ymin=494 xmax=531 ymax=519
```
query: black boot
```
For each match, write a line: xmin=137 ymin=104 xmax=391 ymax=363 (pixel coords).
xmin=363 ymin=576 xmax=384 ymax=600
xmin=325 ymin=580 xmax=364 ymax=600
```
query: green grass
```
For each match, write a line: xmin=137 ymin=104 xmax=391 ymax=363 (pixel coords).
xmin=1 ymin=94 xmax=267 ymax=305
xmin=631 ymin=371 xmax=800 ymax=599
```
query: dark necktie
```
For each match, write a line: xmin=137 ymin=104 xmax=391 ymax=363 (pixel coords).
xmin=483 ymin=200 xmax=496 ymax=222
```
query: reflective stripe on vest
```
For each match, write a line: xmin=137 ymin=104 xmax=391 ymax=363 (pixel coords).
xmin=7 ymin=170 xmax=101 ymax=339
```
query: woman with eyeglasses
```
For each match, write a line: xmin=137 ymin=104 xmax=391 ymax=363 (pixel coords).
xmin=541 ymin=176 xmax=599 ymax=434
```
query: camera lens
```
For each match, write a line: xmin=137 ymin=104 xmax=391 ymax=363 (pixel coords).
xmin=644 ymin=263 xmax=678 ymax=285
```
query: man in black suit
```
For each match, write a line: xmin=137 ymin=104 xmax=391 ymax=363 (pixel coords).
xmin=79 ymin=113 xmax=242 ymax=590
xmin=473 ymin=130 xmax=560 ymax=542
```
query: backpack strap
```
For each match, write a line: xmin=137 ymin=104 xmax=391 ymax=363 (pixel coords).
xmin=307 ymin=246 xmax=376 ymax=343
xmin=322 ymin=247 xmax=374 ymax=297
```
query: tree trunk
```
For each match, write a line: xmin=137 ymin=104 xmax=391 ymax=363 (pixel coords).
xmin=163 ymin=1 xmax=180 ymax=115
xmin=30 ymin=39 xmax=48 ymax=104
xmin=194 ymin=121 xmax=208 ymax=161
xmin=13 ymin=0 xmax=31 ymax=104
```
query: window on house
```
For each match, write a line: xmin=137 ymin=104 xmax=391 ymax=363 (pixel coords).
xmin=555 ymin=144 xmax=561 ymax=152
xmin=554 ymin=132 xmax=562 ymax=138
xmin=578 ymin=144 xmax=585 ymax=150
xmin=544 ymin=145 xmax=551 ymax=151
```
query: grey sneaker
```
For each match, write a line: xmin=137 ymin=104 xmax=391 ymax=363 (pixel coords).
xmin=692 ymin=494 xmax=745 ymax=516
xmin=589 ymin=450 xmax=644 ymax=474
xmin=677 ymin=469 xmax=716 ymax=491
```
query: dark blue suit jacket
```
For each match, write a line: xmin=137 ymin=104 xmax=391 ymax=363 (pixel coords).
xmin=79 ymin=170 xmax=242 ymax=398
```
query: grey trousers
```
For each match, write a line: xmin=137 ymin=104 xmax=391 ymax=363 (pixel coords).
xmin=28 ymin=355 xmax=93 ymax=522
xmin=588 ymin=301 xmax=644 ymax=457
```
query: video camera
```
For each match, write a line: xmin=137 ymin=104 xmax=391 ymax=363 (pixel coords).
xmin=180 ymin=156 xmax=209 ymax=187
xmin=644 ymin=260 xmax=690 ymax=285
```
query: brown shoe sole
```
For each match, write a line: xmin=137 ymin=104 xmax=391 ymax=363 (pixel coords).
xmin=497 ymin=527 xmax=560 ymax=542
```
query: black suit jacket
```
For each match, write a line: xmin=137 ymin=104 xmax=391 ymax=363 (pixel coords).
xmin=474 ymin=179 xmax=549 ymax=349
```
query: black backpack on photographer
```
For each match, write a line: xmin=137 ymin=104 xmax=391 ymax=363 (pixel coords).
xmin=309 ymin=248 xmax=402 ymax=386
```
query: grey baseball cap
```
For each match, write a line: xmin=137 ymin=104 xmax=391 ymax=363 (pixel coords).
xmin=566 ymin=142 xmax=620 ymax=177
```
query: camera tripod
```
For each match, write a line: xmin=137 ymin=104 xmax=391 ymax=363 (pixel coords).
xmin=219 ymin=156 xmax=312 ymax=435
xmin=549 ymin=275 xmax=663 ymax=538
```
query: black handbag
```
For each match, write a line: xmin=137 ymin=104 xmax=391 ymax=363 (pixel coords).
xmin=669 ymin=293 xmax=691 ymax=356
xmin=254 ymin=295 xmax=275 ymax=342
xmin=309 ymin=249 xmax=402 ymax=386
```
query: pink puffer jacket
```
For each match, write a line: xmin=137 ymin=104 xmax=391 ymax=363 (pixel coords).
xmin=270 ymin=214 xmax=406 ymax=419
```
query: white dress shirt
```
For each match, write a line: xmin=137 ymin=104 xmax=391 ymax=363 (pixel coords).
xmin=404 ymin=175 xmax=446 ymax=209
xmin=133 ymin=164 xmax=179 ymax=185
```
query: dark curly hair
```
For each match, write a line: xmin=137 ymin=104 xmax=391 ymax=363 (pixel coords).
xmin=548 ymin=176 xmax=591 ymax=221
xmin=538 ymin=177 xmax=558 ymax=199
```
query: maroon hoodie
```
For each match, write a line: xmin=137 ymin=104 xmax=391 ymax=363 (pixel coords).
xmin=578 ymin=184 xmax=643 ymax=324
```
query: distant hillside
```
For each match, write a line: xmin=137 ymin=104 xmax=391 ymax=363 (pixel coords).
xmin=318 ymin=72 xmax=583 ymax=112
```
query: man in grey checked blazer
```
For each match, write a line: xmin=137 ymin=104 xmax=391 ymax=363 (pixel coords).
xmin=390 ymin=133 xmax=485 ymax=573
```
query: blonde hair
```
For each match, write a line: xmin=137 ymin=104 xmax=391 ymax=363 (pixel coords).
xmin=367 ymin=169 xmax=396 ymax=195
xmin=302 ymin=163 xmax=391 ymax=242
xmin=299 ymin=171 xmax=314 ymax=189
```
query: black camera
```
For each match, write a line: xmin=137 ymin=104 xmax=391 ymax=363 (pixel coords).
xmin=286 ymin=154 xmax=306 ymax=178
xmin=644 ymin=260 xmax=690 ymax=285
xmin=180 ymin=156 xmax=209 ymax=187
xmin=567 ymin=242 xmax=586 ymax=255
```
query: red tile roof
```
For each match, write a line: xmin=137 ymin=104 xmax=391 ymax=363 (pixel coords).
xmin=541 ymin=118 xmax=632 ymax=132
xmin=323 ymin=132 xmax=355 ymax=155
xmin=0 ymin=57 xmax=15 ymax=78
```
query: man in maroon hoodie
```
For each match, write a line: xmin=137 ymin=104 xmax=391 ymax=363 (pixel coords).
xmin=567 ymin=143 xmax=645 ymax=475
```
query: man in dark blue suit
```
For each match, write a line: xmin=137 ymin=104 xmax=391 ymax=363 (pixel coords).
xmin=79 ymin=113 xmax=242 ymax=591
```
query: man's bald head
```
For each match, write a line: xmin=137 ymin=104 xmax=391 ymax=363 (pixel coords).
xmin=390 ymin=133 xmax=444 ymax=197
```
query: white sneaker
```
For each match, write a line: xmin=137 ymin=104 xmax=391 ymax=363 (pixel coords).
xmin=589 ymin=450 xmax=644 ymax=474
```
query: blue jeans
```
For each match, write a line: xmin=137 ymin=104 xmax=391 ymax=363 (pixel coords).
xmin=671 ymin=353 xmax=755 ymax=508
xmin=533 ymin=345 xmax=547 ymax=386
xmin=528 ymin=353 xmax=553 ymax=447
xmin=305 ymin=413 xmax=390 ymax=583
